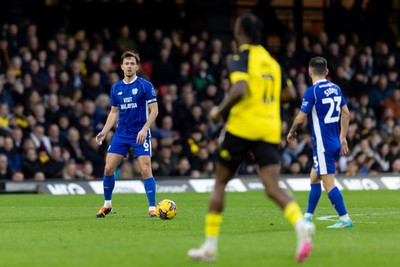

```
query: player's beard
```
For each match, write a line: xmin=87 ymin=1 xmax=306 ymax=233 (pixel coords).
xmin=125 ymin=70 xmax=134 ymax=78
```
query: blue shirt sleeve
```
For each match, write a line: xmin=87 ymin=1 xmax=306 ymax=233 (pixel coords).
xmin=110 ymin=84 xmax=118 ymax=107
xmin=336 ymin=85 xmax=347 ymax=107
xmin=300 ymin=87 xmax=315 ymax=114
xmin=144 ymin=81 xmax=157 ymax=104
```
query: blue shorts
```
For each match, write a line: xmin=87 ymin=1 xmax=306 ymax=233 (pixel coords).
xmin=312 ymin=147 xmax=340 ymax=175
xmin=108 ymin=133 xmax=151 ymax=158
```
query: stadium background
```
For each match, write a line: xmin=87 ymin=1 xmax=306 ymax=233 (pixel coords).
xmin=0 ymin=0 xmax=400 ymax=186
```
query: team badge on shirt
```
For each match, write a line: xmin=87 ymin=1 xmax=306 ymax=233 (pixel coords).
xmin=132 ymin=88 xmax=138 ymax=95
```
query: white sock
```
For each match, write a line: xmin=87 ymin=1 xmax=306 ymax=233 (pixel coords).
xmin=204 ymin=237 xmax=218 ymax=249
xmin=340 ymin=214 xmax=350 ymax=222
xmin=149 ymin=206 xmax=156 ymax=211
xmin=104 ymin=200 xmax=112 ymax=208
xmin=294 ymin=218 xmax=305 ymax=233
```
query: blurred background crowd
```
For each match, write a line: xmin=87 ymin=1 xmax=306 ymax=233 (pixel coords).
xmin=0 ymin=0 xmax=399 ymax=181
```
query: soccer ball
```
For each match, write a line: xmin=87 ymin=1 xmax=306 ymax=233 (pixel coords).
xmin=156 ymin=199 xmax=177 ymax=220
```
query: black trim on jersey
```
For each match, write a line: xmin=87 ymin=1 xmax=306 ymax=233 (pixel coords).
xmin=227 ymin=49 xmax=250 ymax=74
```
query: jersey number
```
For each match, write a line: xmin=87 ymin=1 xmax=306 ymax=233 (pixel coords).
xmin=262 ymin=74 xmax=274 ymax=104
xmin=322 ymin=96 xmax=341 ymax=124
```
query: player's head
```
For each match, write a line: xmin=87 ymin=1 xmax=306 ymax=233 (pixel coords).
xmin=234 ymin=13 xmax=263 ymax=45
xmin=308 ymin=56 xmax=329 ymax=80
xmin=121 ymin=50 xmax=140 ymax=65
xmin=121 ymin=51 xmax=140 ymax=78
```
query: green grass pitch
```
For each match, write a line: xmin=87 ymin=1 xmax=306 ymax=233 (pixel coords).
xmin=0 ymin=190 xmax=399 ymax=267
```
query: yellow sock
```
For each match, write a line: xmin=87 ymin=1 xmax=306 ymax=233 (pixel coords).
xmin=205 ymin=213 xmax=222 ymax=237
xmin=283 ymin=201 xmax=303 ymax=225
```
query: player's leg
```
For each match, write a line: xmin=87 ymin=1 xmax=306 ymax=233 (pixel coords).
xmin=137 ymin=155 xmax=157 ymax=217
xmin=318 ymin=150 xmax=352 ymax=228
xmin=188 ymin=132 xmax=244 ymax=262
xmin=133 ymin=136 xmax=157 ymax=217
xmin=304 ymin=168 xmax=322 ymax=222
xmin=255 ymin=142 xmax=315 ymax=263
xmin=96 ymin=152 xmax=124 ymax=218
xmin=321 ymin=173 xmax=352 ymax=228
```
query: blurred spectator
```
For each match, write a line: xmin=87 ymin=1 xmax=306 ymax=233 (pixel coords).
xmin=22 ymin=148 xmax=45 ymax=179
xmin=383 ymin=88 xmax=400 ymax=119
xmin=115 ymin=25 xmax=137 ymax=54
xmin=391 ymin=158 xmax=400 ymax=173
xmin=0 ymin=153 xmax=13 ymax=180
xmin=45 ymin=145 xmax=65 ymax=178
xmin=151 ymin=47 xmax=176 ymax=86
xmin=62 ymin=160 xmax=79 ymax=180
xmin=63 ymin=127 xmax=84 ymax=164
xmin=171 ymin=156 xmax=191 ymax=176
xmin=29 ymin=124 xmax=52 ymax=156
xmin=0 ymin=136 xmax=22 ymax=171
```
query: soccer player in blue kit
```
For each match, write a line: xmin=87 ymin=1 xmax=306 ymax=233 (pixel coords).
xmin=287 ymin=56 xmax=353 ymax=229
xmin=95 ymin=51 xmax=158 ymax=218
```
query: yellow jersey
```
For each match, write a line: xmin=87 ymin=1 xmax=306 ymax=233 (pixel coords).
xmin=226 ymin=44 xmax=281 ymax=144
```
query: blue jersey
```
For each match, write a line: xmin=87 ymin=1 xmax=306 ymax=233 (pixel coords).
xmin=110 ymin=77 xmax=157 ymax=136
xmin=300 ymin=79 xmax=346 ymax=153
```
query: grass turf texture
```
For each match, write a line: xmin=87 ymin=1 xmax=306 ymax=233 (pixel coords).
xmin=0 ymin=190 xmax=399 ymax=267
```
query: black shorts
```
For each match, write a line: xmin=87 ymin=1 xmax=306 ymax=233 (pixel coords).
xmin=218 ymin=131 xmax=281 ymax=172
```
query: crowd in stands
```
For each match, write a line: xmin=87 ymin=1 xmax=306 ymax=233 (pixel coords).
xmin=0 ymin=10 xmax=400 ymax=181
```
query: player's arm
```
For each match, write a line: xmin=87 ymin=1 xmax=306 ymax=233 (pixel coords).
xmin=210 ymin=80 xmax=247 ymax=122
xmin=96 ymin=106 xmax=119 ymax=144
xmin=211 ymin=51 xmax=248 ymax=122
xmin=137 ymin=102 xmax=158 ymax=144
xmin=287 ymin=111 xmax=307 ymax=142
xmin=340 ymin=104 xmax=350 ymax=155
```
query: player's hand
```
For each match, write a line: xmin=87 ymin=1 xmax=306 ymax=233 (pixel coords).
xmin=287 ymin=131 xmax=297 ymax=143
xmin=210 ymin=106 xmax=222 ymax=123
xmin=137 ymin=128 xmax=147 ymax=144
xmin=95 ymin=132 xmax=106 ymax=145
xmin=341 ymin=138 xmax=349 ymax=155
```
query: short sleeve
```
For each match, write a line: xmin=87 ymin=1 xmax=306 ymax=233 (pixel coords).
xmin=337 ymin=85 xmax=347 ymax=107
xmin=300 ymin=87 xmax=315 ymax=114
xmin=144 ymin=81 xmax=157 ymax=104
xmin=110 ymin=84 xmax=118 ymax=107
xmin=227 ymin=50 xmax=249 ymax=84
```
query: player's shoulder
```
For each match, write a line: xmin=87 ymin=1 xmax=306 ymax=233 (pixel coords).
xmin=227 ymin=48 xmax=250 ymax=73
xmin=136 ymin=76 xmax=154 ymax=88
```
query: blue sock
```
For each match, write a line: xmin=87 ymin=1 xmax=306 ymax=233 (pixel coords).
xmin=328 ymin=186 xmax=347 ymax=216
xmin=306 ymin=183 xmax=322 ymax=214
xmin=144 ymin=177 xmax=156 ymax=207
xmin=103 ymin=175 xmax=115 ymax=201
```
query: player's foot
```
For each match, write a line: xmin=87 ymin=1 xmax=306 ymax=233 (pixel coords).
xmin=296 ymin=219 xmax=315 ymax=263
xmin=149 ymin=206 xmax=157 ymax=218
xmin=327 ymin=219 xmax=353 ymax=229
xmin=96 ymin=206 xmax=112 ymax=218
xmin=188 ymin=244 xmax=217 ymax=262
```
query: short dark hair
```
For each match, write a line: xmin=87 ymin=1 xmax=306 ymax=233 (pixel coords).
xmin=309 ymin=56 xmax=327 ymax=76
xmin=239 ymin=13 xmax=263 ymax=44
xmin=121 ymin=51 xmax=140 ymax=64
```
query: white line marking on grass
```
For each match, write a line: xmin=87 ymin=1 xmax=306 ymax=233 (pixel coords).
xmin=317 ymin=212 xmax=400 ymax=224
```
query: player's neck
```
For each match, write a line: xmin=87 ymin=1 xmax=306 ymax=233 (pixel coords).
xmin=237 ymin=36 xmax=251 ymax=47
xmin=312 ymin=76 xmax=326 ymax=85
xmin=124 ymin=75 xmax=137 ymax=84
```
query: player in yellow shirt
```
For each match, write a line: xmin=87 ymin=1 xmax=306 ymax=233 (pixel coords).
xmin=188 ymin=13 xmax=315 ymax=263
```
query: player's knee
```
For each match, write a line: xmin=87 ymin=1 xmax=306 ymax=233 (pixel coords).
xmin=140 ymin=165 xmax=152 ymax=177
xmin=104 ymin=165 xmax=115 ymax=176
